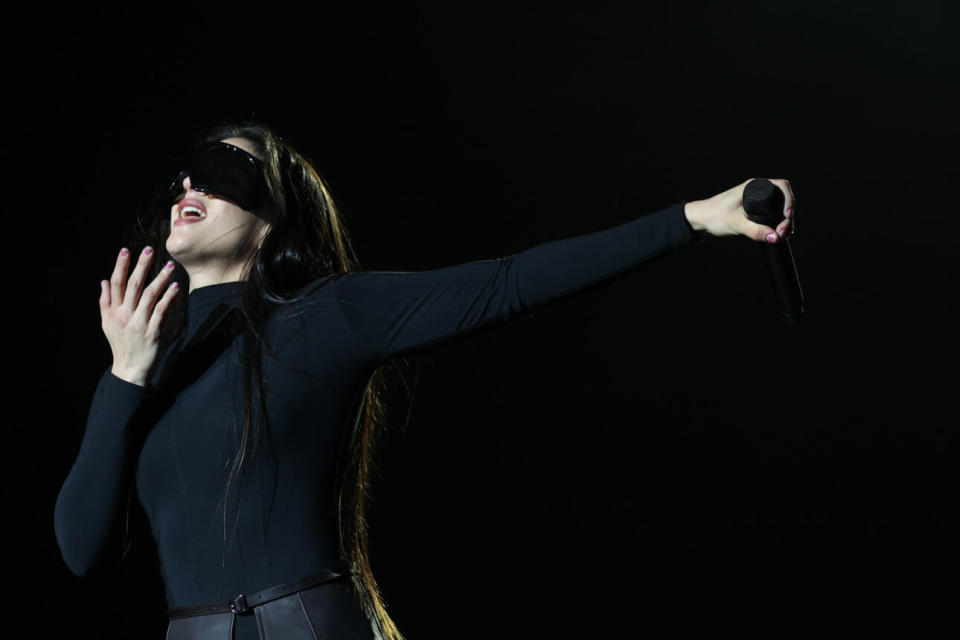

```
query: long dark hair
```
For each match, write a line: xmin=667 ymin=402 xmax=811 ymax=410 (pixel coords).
xmin=122 ymin=120 xmax=411 ymax=640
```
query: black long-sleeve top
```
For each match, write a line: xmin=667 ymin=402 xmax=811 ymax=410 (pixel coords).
xmin=55 ymin=202 xmax=699 ymax=612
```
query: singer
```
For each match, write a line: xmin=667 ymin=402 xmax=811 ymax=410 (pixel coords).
xmin=54 ymin=120 xmax=794 ymax=640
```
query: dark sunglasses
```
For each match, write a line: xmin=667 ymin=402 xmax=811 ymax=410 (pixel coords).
xmin=167 ymin=141 xmax=268 ymax=211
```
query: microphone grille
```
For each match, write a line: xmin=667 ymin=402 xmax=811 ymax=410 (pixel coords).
xmin=742 ymin=178 xmax=785 ymax=227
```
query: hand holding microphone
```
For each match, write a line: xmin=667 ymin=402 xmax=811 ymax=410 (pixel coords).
xmin=683 ymin=177 xmax=804 ymax=323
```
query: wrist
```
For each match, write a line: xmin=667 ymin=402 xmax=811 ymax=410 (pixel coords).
xmin=683 ymin=200 xmax=708 ymax=233
xmin=111 ymin=364 xmax=149 ymax=387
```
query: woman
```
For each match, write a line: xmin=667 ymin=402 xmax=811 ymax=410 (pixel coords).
xmin=54 ymin=121 xmax=795 ymax=640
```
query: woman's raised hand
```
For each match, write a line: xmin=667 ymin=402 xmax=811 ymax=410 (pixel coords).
xmin=683 ymin=178 xmax=795 ymax=243
xmin=99 ymin=247 xmax=180 ymax=387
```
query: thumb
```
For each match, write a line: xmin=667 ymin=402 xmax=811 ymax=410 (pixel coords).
xmin=739 ymin=215 xmax=779 ymax=243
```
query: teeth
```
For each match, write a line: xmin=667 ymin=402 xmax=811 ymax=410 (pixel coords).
xmin=182 ymin=206 xmax=206 ymax=219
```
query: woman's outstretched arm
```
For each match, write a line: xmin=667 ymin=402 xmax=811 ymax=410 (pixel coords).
xmin=322 ymin=201 xmax=697 ymax=366
xmin=309 ymin=179 xmax=795 ymax=367
xmin=54 ymin=247 xmax=179 ymax=576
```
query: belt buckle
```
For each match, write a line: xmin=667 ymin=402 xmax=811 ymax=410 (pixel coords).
xmin=229 ymin=594 xmax=249 ymax=615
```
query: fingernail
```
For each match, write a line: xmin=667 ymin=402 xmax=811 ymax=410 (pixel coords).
xmin=766 ymin=233 xmax=777 ymax=243
xmin=785 ymin=207 xmax=793 ymax=218
xmin=120 ymin=248 xmax=129 ymax=257
xmin=165 ymin=260 xmax=174 ymax=269
xmin=144 ymin=246 xmax=153 ymax=255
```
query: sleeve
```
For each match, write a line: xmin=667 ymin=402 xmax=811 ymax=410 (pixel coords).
xmin=54 ymin=366 xmax=151 ymax=577
xmin=329 ymin=201 xmax=701 ymax=366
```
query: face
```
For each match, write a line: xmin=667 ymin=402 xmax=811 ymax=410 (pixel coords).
xmin=166 ymin=137 xmax=271 ymax=285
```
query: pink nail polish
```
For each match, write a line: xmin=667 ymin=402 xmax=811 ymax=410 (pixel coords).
xmin=766 ymin=233 xmax=777 ymax=243
xmin=144 ymin=246 xmax=153 ymax=255
xmin=120 ymin=248 xmax=129 ymax=257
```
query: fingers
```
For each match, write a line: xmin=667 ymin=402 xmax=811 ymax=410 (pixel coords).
xmin=770 ymin=178 xmax=796 ymax=235
xmin=122 ymin=247 xmax=156 ymax=312
xmin=768 ymin=178 xmax=795 ymax=217
xmin=109 ymin=248 xmax=131 ymax=309
xmin=146 ymin=280 xmax=180 ymax=338
xmin=99 ymin=280 xmax=110 ymax=324
xmin=132 ymin=259 xmax=177 ymax=330
xmin=775 ymin=217 xmax=791 ymax=239
xmin=739 ymin=178 xmax=796 ymax=243
xmin=743 ymin=220 xmax=780 ymax=244
xmin=105 ymin=247 xmax=180 ymax=327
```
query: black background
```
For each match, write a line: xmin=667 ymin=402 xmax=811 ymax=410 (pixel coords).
xmin=9 ymin=1 xmax=958 ymax=637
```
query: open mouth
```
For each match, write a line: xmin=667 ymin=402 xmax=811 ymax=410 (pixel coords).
xmin=180 ymin=205 xmax=207 ymax=219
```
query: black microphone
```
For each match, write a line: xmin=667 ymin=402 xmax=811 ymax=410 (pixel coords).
xmin=742 ymin=178 xmax=804 ymax=324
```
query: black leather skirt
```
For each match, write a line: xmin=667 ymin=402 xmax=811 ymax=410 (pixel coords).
xmin=165 ymin=571 xmax=375 ymax=640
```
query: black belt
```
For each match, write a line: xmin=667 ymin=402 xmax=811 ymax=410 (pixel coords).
xmin=168 ymin=565 xmax=351 ymax=619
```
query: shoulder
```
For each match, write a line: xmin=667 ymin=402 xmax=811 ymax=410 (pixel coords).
xmin=282 ymin=271 xmax=370 ymax=315
xmin=292 ymin=272 xmax=349 ymax=300
xmin=291 ymin=270 xmax=397 ymax=302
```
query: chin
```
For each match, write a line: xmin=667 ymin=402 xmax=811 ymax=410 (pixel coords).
xmin=165 ymin=236 xmax=186 ymax=259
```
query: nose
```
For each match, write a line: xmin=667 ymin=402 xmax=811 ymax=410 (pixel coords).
xmin=171 ymin=172 xmax=194 ymax=198
xmin=175 ymin=174 xmax=205 ymax=200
